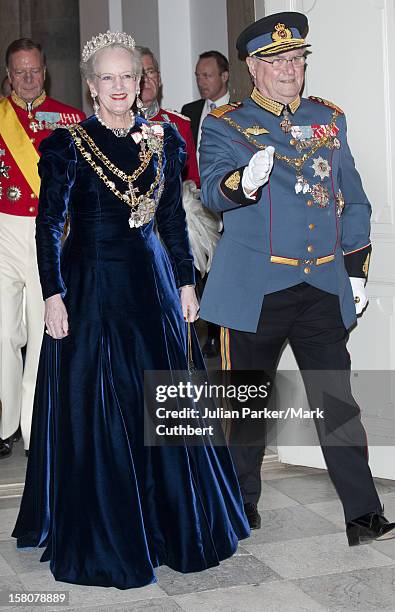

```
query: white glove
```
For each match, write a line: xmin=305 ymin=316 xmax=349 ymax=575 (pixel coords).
xmin=242 ymin=146 xmax=275 ymax=196
xmin=350 ymin=277 xmax=368 ymax=315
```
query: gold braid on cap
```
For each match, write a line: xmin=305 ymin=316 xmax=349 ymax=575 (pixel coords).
xmin=81 ymin=31 xmax=135 ymax=63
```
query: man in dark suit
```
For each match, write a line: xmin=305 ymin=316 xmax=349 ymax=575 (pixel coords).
xmin=182 ymin=50 xmax=230 ymax=358
xmin=182 ymin=50 xmax=230 ymax=156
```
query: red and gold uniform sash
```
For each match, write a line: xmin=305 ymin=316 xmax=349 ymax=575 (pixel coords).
xmin=0 ymin=92 xmax=85 ymax=217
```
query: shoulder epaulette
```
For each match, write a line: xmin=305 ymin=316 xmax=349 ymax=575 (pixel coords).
xmin=309 ymin=96 xmax=344 ymax=115
xmin=209 ymin=102 xmax=243 ymax=118
xmin=164 ymin=109 xmax=191 ymax=122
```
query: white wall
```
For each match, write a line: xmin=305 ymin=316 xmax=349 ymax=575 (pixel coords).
xmin=158 ymin=0 xmax=229 ymax=110
xmin=254 ymin=0 xmax=266 ymax=19
xmin=157 ymin=0 xmax=194 ymax=110
xmin=189 ymin=0 xmax=229 ymax=100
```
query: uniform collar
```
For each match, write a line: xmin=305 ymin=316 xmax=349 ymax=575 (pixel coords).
xmin=250 ymin=87 xmax=300 ymax=115
xmin=141 ymin=99 xmax=160 ymax=120
xmin=10 ymin=89 xmax=47 ymax=115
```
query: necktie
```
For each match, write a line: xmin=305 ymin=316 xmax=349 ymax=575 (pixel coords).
xmin=209 ymin=102 xmax=216 ymax=111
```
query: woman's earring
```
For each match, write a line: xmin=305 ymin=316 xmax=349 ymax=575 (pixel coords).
xmin=135 ymin=88 xmax=144 ymax=110
xmin=91 ymin=92 xmax=99 ymax=113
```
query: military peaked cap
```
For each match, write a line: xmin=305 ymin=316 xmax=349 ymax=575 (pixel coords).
xmin=237 ymin=11 xmax=310 ymax=58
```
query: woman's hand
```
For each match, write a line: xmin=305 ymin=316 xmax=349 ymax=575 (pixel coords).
xmin=44 ymin=294 xmax=69 ymax=339
xmin=180 ymin=285 xmax=200 ymax=322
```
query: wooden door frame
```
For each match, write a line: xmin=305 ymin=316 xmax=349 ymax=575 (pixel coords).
xmin=226 ymin=0 xmax=257 ymax=101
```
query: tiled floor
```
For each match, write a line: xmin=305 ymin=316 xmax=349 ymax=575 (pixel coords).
xmin=1 ymin=441 xmax=395 ymax=612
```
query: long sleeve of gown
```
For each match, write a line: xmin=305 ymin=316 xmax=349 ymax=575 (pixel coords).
xmin=156 ymin=125 xmax=195 ymax=287
xmin=36 ymin=129 xmax=77 ymax=300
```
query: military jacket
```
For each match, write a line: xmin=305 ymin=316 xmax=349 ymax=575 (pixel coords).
xmin=0 ymin=91 xmax=85 ymax=217
xmin=199 ymin=90 xmax=371 ymax=332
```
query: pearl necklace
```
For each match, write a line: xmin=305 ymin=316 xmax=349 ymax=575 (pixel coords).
xmin=95 ymin=109 xmax=135 ymax=137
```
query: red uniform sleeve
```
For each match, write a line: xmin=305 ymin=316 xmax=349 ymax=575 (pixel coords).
xmin=154 ymin=110 xmax=200 ymax=187
xmin=181 ymin=122 xmax=200 ymax=187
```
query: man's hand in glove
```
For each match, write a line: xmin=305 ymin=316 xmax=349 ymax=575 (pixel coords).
xmin=242 ymin=146 xmax=275 ymax=197
xmin=350 ymin=277 xmax=368 ymax=315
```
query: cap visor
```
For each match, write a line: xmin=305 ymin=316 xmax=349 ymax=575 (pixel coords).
xmin=252 ymin=41 xmax=311 ymax=57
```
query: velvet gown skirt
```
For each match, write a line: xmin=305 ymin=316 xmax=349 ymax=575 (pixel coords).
xmin=12 ymin=223 xmax=249 ymax=589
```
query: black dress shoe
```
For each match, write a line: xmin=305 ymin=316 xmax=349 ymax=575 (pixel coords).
xmin=244 ymin=503 xmax=261 ymax=530
xmin=0 ymin=436 xmax=13 ymax=459
xmin=202 ymin=338 xmax=219 ymax=359
xmin=346 ymin=512 xmax=395 ymax=546
xmin=24 ymin=450 xmax=29 ymax=458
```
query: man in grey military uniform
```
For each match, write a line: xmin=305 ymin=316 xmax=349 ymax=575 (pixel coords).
xmin=199 ymin=11 xmax=395 ymax=545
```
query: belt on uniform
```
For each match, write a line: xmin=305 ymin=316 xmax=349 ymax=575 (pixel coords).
xmin=270 ymin=254 xmax=335 ymax=267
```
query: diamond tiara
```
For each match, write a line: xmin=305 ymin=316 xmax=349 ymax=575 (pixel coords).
xmin=81 ymin=31 xmax=136 ymax=63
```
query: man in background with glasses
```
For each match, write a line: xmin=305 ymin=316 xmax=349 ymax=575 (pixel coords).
xmin=0 ymin=38 xmax=85 ymax=459
xmin=136 ymin=46 xmax=199 ymax=186
xmin=199 ymin=12 xmax=395 ymax=545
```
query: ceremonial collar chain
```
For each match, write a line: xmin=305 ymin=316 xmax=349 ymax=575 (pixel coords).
xmin=250 ymin=87 xmax=300 ymax=116
xmin=222 ymin=109 xmax=340 ymax=170
xmin=11 ymin=89 xmax=46 ymax=118
xmin=95 ymin=109 xmax=135 ymax=137
xmin=68 ymin=123 xmax=164 ymax=228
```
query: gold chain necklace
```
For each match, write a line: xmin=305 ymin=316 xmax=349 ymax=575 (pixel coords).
xmin=222 ymin=109 xmax=339 ymax=171
xmin=73 ymin=124 xmax=153 ymax=182
xmin=68 ymin=124 xmax=164 ymax=228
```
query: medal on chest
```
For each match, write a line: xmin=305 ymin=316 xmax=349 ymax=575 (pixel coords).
xmin=29 ymin=111 xmax=63 ymax=133
xmin=0 ymin=161 xmax=11 ymax=178
xmin=279 ymin=108 xmax=293 ymax=133
xmin=223 ymin=109 xmax=342 ymax=211
xmin=294 ymin=156 xmax=331 ymax=205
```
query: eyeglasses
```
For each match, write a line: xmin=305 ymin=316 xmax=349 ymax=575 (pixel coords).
xmin=142 ymin=68 xmax=158 ymax=79
xmin=258 ymin=56 xmax=306 ymax=69
xmin=94 ymin=73 xmax=138 ymax=83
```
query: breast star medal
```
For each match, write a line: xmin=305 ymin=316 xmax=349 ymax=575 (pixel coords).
xmin=311 ymin=156 xmax=331 ymax=181
xmin=7 ymin=186 xmax=22 ymax=202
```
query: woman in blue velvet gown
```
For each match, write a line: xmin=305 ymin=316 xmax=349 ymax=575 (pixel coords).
xmin=12 ymin=33 xmax=249 ymax=589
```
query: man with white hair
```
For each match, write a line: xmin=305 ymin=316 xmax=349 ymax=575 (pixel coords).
xmin=199 ymin=12 xmax=395 ymax=545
